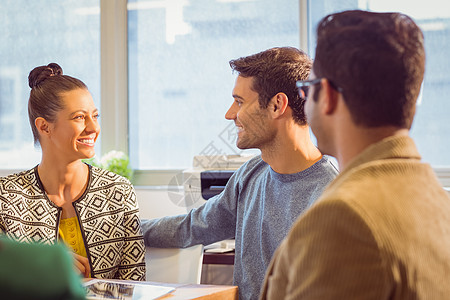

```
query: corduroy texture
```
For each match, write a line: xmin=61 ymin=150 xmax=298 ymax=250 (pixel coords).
xmin=261 ymin=135 xmax=450 ymax=299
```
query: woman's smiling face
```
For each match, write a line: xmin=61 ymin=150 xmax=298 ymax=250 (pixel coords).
xmin=47 ymin=88 xmax=100 ymax=161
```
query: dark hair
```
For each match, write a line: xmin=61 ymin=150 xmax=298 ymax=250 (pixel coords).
xmin=313 ymin=10 xmax=425 ymax=129
xmin=229 ymin=47 xmax=312 ymax=125
xmin=28 ymin=63 xmax=87 ymax=145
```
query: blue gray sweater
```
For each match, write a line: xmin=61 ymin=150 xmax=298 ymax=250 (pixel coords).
xmin=141 ymin=155 xmax=338 ymax=300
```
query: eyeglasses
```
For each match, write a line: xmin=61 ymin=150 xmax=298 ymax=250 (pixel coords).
xmin=296 ymin=78 xmax=343 ymax=101
xmin=296 ymin=78 xmax=322 ymax=101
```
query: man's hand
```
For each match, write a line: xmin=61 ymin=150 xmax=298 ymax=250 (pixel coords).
xmin=73 ymin=253 xmax=91 ymax=278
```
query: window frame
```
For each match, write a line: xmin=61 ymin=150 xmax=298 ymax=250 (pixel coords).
xmin=2 ymin=0 xmax=449 ymax=187
xmin=101 ymin=0 xmax=185 ymax=186
xmin=104 ymin=0 xmax=309 ymax=186
xmin=72 ymin=0 xmax=450 ymax=188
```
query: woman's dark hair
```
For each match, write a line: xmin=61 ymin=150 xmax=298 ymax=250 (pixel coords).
xmin=229 ymin=47 xmax=312 ymax=125
xmin=28 ymin=63 xmax=87 ymax=145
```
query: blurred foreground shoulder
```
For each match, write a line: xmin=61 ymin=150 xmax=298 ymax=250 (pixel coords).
xmin=0 ymin=237 xmax=86 ymax=300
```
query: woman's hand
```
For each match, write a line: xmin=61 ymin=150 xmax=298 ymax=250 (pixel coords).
xmin=73 ymin=252 xmax=91 ymax=278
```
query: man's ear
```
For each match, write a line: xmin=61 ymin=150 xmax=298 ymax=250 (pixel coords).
xmin=321 ymin=79 xmax=340 ymax=115
xmin=35 ymin=117 xmax=50 ymax=137
xmin=269 ymin=92 xmax=289 ymax=118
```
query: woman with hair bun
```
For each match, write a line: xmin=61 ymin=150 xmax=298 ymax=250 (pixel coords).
xmin=0 ymin=63 xmax=146 ymax=281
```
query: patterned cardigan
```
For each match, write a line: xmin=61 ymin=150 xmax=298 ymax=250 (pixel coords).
xmin=0 ymin=164 xmax=146 ymax=281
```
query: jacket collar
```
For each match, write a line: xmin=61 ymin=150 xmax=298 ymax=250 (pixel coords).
xmin=327 ymin=135 xmax=421 ymax=190
xmin=344 ymin=135 xmax=421 ymax=172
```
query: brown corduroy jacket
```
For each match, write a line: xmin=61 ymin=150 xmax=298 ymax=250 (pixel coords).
xmin=260 ymin=135 xmax=450 ymax=299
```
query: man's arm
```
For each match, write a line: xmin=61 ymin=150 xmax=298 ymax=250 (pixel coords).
xmin=264 ymin=199 xmax=392 ymax=300
xmin=141 ymin=172 xmax=240 ymax=248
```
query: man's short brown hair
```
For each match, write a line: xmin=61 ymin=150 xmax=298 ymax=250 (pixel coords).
xmin=230 ymin=47 xmax=312 ymax=125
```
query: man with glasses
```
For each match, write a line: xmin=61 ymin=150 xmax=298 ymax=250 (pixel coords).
xmin=141 ymin=47 xmax=338 ymax=300
xmin=260 ymin=10 xmax=450 ymax=299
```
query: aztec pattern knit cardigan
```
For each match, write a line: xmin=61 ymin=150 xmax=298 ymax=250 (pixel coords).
xmin=0 ymin=164 xmax=146 ymax=281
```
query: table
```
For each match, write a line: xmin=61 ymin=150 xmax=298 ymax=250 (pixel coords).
xmin=84 ymin=278 xmax=238 ymax=300
xmin=158 ymin=282 xmax=238 ymax=299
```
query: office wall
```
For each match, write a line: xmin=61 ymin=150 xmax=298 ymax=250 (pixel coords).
xmin=135 ymin=186 xmax=187 ymax=220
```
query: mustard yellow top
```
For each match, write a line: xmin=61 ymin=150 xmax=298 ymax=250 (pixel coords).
xmin=59 ymin=217 xmax=87 ymax=258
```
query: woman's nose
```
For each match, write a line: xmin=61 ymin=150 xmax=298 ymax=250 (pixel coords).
xmin=86 ymin=117 xmax=100 ymax=133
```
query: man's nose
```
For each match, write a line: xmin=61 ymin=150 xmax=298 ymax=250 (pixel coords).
xmin=225 ymin=102 xmax=238 ymax=120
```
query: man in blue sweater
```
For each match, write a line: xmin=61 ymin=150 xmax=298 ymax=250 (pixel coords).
xmin=141 ymin=47 xmax=338 ymax=300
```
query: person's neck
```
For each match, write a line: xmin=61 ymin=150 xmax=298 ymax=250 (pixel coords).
xmin=261 ymin=125 xmax=322 ymax=174
xmin=335 ymin=126 xmax=409 ymax=171
xmin=38 ymin=156 xmax=88 ymax=205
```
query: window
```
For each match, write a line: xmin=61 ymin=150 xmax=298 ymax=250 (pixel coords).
xmin=0 ymin=0 xmax=449 ymax=187
xmin=128 ymin=0 xmax=300 ymax=169
xmin=0 ymin=67 xmax=21 ymax=148
xmin=0 ymin=0 xmax=100 ymax=169
xmin=308 ymin=0 xmax=450 ymax=167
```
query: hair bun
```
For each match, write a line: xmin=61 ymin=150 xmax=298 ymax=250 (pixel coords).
xmin=28 ymin=63 xmax=63 ymax=88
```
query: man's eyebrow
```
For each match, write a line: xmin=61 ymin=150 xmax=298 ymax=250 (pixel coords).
xmin=232 ymin=94 xmax=244 ymax=100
